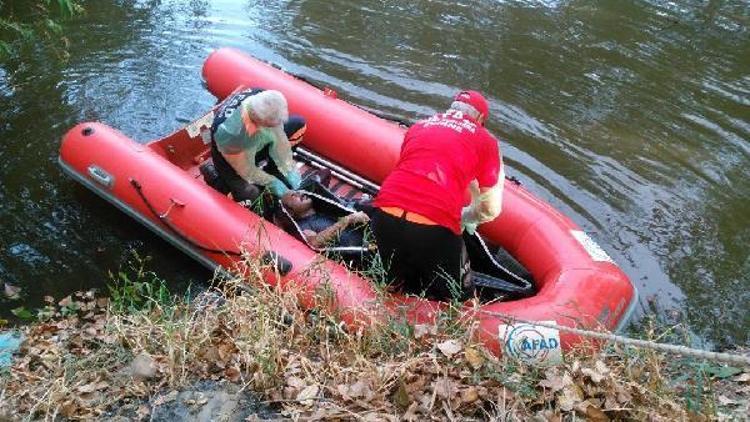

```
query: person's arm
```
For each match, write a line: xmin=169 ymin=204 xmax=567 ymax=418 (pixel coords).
xmin=223 ymin=146 xmax=289 ymax=196
xmin=304 ymin=212 xmax=369 ymax=249
xmin=267 ymin=125 xmax=301 ymax=189
xmin=462 ymin=164 xmax=504 ymax=226
xmin=462 ymin=134 xmax=504 ymax=233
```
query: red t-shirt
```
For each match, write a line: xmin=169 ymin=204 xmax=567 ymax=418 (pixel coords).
xmin=374 ymin=110 xmax=502 ymax=234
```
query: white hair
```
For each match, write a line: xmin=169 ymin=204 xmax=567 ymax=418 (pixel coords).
xmin=245 ymin=90 xmax=289 ymax=127
xmin=449 ymin=100 xmax=481 ymax=120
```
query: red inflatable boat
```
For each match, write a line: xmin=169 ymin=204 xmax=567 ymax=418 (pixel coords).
xmin=59 ymin=48 xmax=637 ymax=360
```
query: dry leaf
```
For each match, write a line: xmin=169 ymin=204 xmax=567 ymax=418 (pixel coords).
xmin=717 ymin=395 xmax=739 ymax=406
xmin=60 ymin=400 xmax=78 ymax=418
xmin=734 ymin=373 xmax=750 ymax=383
xmin=347 ymin=380 xmax=372 ymax=399
xmin=135 ymin=404 xmax=150 ymax=419
xmin=433 ymin=377 xmax=456 ymax=399
xmin=402 ymin=401 xmax=420 ymax=421
xmin=296 ymin=385 xmax=319 ymax=406
xmin=128 ymin=354 xmax=156 ymax=379
xmin=3 ymin=283 xmax=21 ymax=299
xmin=393 ymin=381 xmax=410 ymax=409
xmin=77 ymin=383 xmax=97 ymax=394
xmin=464 ymin=347 xmax=484 ymax=369
xmin=154 ymin=390 xmax=178 ymax=406
xmin=539 ymin=371 xmax=571 ymax=393
xmin=558 ymin=383 xmax=584 ymax=411
xmin=437 ymin=340 xmax=463 ymax=358
xmin=286 ymin=376 xmax=306 ymax=389
xmin=582 ymin=360 xmax=610 ymax=383
xmin=225 ymin=366 xmax=241 ymax=383
xmin=413 ymin=324 xmax=435 ymax=339
xmin=584 ymin=404 xmax=610 ymax=422
xmin=461 ymin=387 xmax=479 ymax=404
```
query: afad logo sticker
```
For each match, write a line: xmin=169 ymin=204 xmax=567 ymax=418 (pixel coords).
xmin=498 ymin=321 xmax=563 ymax=365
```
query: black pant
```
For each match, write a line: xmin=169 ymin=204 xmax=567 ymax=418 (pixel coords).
xmin=210 ymin=115 xmax=307 ymax=202
xmin=370 ymin=208 xmax=466 ymax=301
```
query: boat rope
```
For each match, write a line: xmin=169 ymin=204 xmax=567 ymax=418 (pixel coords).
xmin=129 ymin=178 xmax=244 ymax=257
xmin=478 ymin=310 xmax=750 ymax=367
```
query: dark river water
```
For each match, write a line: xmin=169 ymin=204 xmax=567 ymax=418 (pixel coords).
xmin=1 ymin=0 xmax=748 ymax=349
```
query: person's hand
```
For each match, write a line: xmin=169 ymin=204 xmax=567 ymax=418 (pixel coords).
xmin=462 ymin=220 xmax=478 ymax=235
xmin=346 ymin=211 xmax=370 ymax=225
xmin=269 ymin=179 xmax=289 ymax=197
xmin=285 ymin=171 xmax=302 ymax=190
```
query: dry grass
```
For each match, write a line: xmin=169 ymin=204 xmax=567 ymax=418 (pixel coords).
xmin=1 ymin=255 xmax=747 ymax=421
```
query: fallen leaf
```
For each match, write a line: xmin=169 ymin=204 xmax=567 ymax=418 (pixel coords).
xmin=733 ymin=373 xmax=750 ymax=383
xmin=136 ymin=404 xmax=150 ymax=419
xmin=58 ymin=295 xmax=73 ymax=307
xmin=4 ymin=283 xmax=21 ymax=299
xmin=347 ymin=380 xmax=372 ymax=399
xmin=393 ymin=381 xmax=410 ymax=409
xmin=464 ymin=347 xmax=484 ymax=369
xmin=717 ymin=395 xmax=739 ymax=406
xmin=296 ymin=384 xmax=319 ymax=406
xmin=60 ymin=400 xmax=78 ymax=418
xmin=128 ymin=353 xmax=156 ymax=379
xmin=225 ymin=366 xmax=241 ymax=383
xmin=286 ymin=375 xmax=306 ymax=389
xmin=558 ymin=383 xmax=584 ymax=411
xmin=437 ymin=340 xmax=463 ymax=358
xmin=461 ymin=387 xmax=479 ymax=404
xmin=602 ymin=394 xmax=616 ymax=411
xmin=582 ymin=361 xmax=609 ymax=383
xmin=433 ymin=377 xmax=456 ymax=399
xmin=414 ymin=324 xmax=436 ymax=339
xmin=584 ymin=404 xmax=610 ymax=422
xmin=402 ymin=401 xmax=420 ymax=421
xmin=77 ymin=381 xmax=108 ymax=393
xmin=539 ymin=371 xmax=571 ymax=393
xmin=153 ymin=390 xmax=178 ymax=406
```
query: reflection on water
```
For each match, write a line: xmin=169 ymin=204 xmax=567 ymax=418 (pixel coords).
xmin=0 ymin=0 xmax=747 ymax=348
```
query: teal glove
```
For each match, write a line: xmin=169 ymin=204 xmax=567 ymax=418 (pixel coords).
xmin=268 ymin=179 xmax=289 ymax=197
xmin=285 ymin=170 xmax=302 ymax=190
xmin=462 ymin=221 xmax=478 ymax=235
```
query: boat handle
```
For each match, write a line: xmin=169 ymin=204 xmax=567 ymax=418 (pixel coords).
xmin=87 ymin=165 xmax=114 ymax=189
xmin=160 ymin=198 xmax=186 ymax=219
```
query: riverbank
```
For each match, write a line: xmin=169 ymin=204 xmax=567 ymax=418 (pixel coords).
xmin=1 ymin=261 xmax=747 ymax=421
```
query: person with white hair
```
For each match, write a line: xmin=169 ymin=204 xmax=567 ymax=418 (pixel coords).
xmin=370 ymin=90 xmax=504 ymax=301
xmin=209 ymin=88 xmax=306 ymax=202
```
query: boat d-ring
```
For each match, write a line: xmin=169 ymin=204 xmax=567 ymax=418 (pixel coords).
xmin=159 ymin=198 xmax=186 ymax=219
xmin=87 ymin=165 xmax=114 ymax=189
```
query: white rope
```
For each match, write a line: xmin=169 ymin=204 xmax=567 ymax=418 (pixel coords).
xmin=479 ymin=310 xmax=750 ymax=367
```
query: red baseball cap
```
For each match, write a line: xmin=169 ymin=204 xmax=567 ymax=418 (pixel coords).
xmin=454 ymin=90 xmax=489 ymax=121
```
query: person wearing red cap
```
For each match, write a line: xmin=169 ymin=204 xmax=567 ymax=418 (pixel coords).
xmin=370 ymin=90 xmax=504 ymax=300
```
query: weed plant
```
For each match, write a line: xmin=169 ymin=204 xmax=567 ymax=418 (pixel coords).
xmin=0 ymin=254 xmax=746 ymax=420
